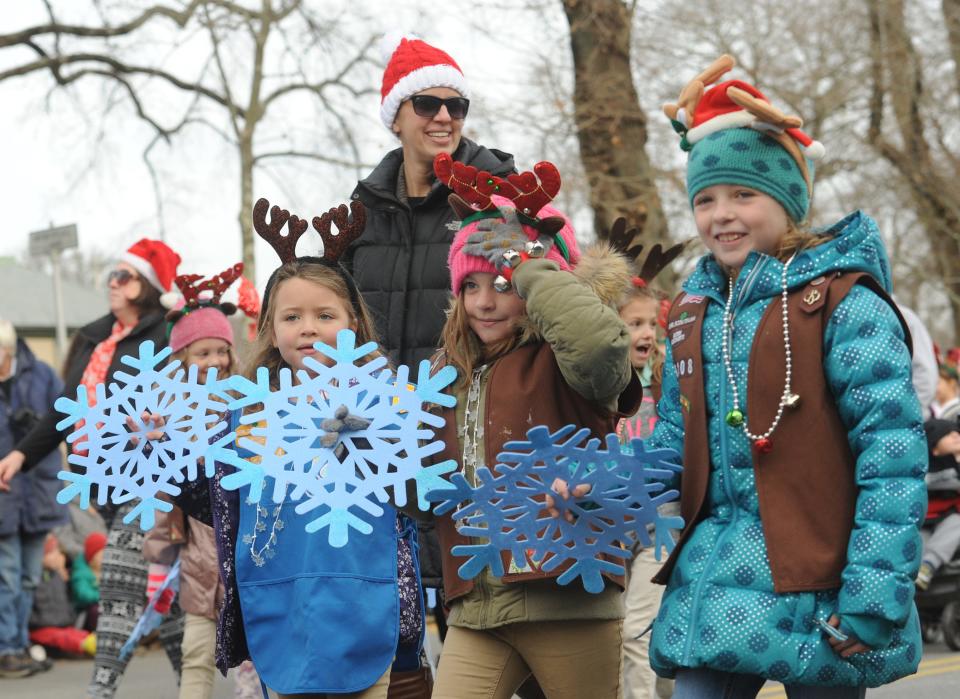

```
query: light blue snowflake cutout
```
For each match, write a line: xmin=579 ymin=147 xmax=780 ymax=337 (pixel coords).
xmin=55 ymin=341 xmax=234 ymax=530
xmin=426 ymin=424 xmax=683 ymax=593
xmin=214 ymin=328 xmax=459 ymax=548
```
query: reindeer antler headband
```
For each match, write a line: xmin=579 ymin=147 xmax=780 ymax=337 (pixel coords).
xmin=253 ymin=198 xmax=366 ymax=264
xmin=433 ymin=153 xmax=571 ymax=262
xmin=251 ymin=197 xmax=367 ymax=331
xmin=165 ymin=263 xmax=244 ymax=324
xmin=606 ymin=218 xmax=687 ymax=288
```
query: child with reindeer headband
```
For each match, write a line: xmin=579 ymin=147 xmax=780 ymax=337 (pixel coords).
xmin=645 ymin=56 xmax=926 ymax=697
xmin=424 ymin=153 xmax=643 ymax=698
xmin=167 ymin=203 xmax=427 ymax=698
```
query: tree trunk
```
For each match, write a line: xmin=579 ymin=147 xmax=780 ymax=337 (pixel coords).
xmin=560 ymin=0 xmax=668 ymax=256
xmin=239 ymin=132 xmax=256 ymax=281
xmin=867 ymin=0 xmax=960 ymax=339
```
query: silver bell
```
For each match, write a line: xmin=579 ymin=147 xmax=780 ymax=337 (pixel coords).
xmin=493 ymin=275 xmax=513 ymax=293
xmin=525 ymin=239 xmax=546 ymax=258
xmin=502 ymin=249 xmax=522 ymax=267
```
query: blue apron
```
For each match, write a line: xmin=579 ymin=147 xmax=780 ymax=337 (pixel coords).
xmin=235 ymin=461 xmax=399 ymax=694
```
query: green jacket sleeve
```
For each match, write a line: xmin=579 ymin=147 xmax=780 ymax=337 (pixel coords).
xmin=512 ymin=258 xmax=632 ymax=409
xmin=71 ymin=555 xmax=100 ymax=608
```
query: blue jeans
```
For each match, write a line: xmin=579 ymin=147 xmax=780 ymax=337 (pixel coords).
xmin=0 ymin=531 xmax=47 ymax=655
xmin=674 ymin=667 xmax=867 ymax=699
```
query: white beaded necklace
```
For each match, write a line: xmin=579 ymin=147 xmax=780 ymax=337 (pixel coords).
xmin=721 ymin=253 xmax=799 ymax=452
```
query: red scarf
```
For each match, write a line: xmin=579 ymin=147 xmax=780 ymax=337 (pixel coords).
xmin=73 ymin=321 xmax=133 ymax=454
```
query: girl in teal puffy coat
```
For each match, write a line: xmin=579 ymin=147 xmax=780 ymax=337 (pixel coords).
xmin=646 ymin=57 xmax=926 ymax=698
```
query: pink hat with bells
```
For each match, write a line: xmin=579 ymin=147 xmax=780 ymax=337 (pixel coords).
xmin=165 ymin=263 xmax=243 ymax=353
xmin=436 ymin=153 xmax=581 ymax=295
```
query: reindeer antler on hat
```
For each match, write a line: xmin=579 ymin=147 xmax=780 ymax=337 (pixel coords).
xmin=664 ymin=55 xmax=824 ymax=194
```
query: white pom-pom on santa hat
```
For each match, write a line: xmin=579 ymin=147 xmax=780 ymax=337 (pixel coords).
xmin=379 ymin=31 xmax=407 ymax=65
xmin=785 ymin=127 xmax=825 ymax=160
xmin=160 ymin=292 xmax=182 ymax=311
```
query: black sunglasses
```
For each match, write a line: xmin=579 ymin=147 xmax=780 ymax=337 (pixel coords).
xmin=107 ymin=269 xmax=136 ymax=286
xmin=409 ymin=95 xmax=470 ymax=120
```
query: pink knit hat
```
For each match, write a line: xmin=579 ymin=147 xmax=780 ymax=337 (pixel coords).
xmin=448 ymin=195 xmax=581 ymax=295
xmin=168 ymin=303 xmax=234 ymax=353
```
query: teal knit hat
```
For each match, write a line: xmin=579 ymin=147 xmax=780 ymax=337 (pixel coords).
xmin=664 ymin=56 xmax=824 ymax=223
xmin=686 ymin=128 xmax=814 ymax=223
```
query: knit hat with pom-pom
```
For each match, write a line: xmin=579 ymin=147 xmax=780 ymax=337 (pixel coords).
xmin=379 ymin=34 xmax=469 ymax=130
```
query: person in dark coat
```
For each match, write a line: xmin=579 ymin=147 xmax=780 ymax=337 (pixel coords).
xmin=346 ymin=39 xmax=514 ymax=630
xmin=0 ymin=321 xmax=66 ymax=678
xmin=0 ymin=239 xmax=185 ymax=698
xmin=346 ymin=35 xmax=515 ymax=370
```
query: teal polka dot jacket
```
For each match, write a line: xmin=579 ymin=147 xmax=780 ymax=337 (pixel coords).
xmin=647 ymin=211 xmax=926 ymax=687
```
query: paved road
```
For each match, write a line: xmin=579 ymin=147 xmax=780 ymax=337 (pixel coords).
xmin=6 ymin=639 xmax=958 ymax=698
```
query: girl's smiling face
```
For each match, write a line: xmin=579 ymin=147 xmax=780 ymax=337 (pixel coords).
xmin=693 ymin=184 xmax=790 ymax=270
xmin=271 ymin=277 xmax=356 ymax=371
xmin=619 ymin=296 xmax=659 ymax=370
xmin=462 ymin=272 xmax=527 ymax=346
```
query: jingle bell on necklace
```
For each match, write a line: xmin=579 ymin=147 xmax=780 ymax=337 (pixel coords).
xmin=754 ymin=437 xmax=773 ymax=454
xmin=725 ymin=409 xmax=744 ymax=427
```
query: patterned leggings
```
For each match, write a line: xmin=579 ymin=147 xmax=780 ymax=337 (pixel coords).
xmin=87 ymin=502 xmax=184 ymax=699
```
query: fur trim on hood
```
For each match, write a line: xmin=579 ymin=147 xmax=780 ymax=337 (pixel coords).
xmin=515 ymin=242 xmax=633 ymax=341
xmin=572 ymin=242 xmax=633 ymax=307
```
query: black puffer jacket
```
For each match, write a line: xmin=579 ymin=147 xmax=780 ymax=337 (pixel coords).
xmin=347 ymin=137 xmax=514 ymax=369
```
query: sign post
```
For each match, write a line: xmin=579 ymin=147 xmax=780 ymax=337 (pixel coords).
xmin=29 ymin=224 xmax=78 ymax=364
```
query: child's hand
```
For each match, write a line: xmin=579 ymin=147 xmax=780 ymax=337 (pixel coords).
xmin=462 ymin=224 xmax=551 ymax=272
xmin=545 ymin=477 xmax=591 ymax=522
xmin=824 ymin=615 xmax=871 ymax=657
xmin=126 ymin=412 xmax=166 ymax=446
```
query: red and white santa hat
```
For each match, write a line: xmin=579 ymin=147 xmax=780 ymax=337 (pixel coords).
xmin=379 ymin=34 xmax=470 ymax=130
xmin=679 ymin=79 xmax=825 ymax=161
xmin=121 ymin=238 xmax=181 ymax=294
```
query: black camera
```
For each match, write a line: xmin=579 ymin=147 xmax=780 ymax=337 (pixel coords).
xmin=10 ymin=407 xmax=40 ymax=442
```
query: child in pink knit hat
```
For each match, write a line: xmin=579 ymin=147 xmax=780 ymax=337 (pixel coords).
xmin=165 ymin=263 xmax=243 ymax=379
xmin=428 ymin=154 xmax=641 ymax=699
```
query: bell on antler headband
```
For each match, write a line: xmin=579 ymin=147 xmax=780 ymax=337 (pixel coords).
xmin=252 ymin=197 xmax=367 ymax=330
xmin=433 ymin=152 xmax=574 ymax=264
xmin=605 ymin=218 xmax=687 ymax=289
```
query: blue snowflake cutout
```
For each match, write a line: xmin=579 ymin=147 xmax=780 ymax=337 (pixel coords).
xmin=55 ymin=341 xmax=234 ymax=530
xmin=216 ymin=328 xmax=458 ymax=548
xmin=427 ymin=424 xmax=683 ymax=593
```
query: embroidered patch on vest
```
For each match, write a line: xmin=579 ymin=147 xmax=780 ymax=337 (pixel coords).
xmin=803 ymin=289 xmax=822 ymax=305
xmin=679 ymin=293 xmax=705 ymax=306
xmin=679 ymin=395 xmax=690 ymax=413
xmin=668 ymin=312 xmax=697 ymax=330
xmin=674 ymin=357 xmax=694 ymax=377
xmin=670 ymin=329 xmax=686 ymax=346
xmin=810 ymin=276 xmax=826 ymax=286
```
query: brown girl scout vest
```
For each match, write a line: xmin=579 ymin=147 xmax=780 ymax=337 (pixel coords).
xmin=433 ymin=342 xmax=642 ymax=603
xmin=652 ymin=272 xmax=911 ymax=593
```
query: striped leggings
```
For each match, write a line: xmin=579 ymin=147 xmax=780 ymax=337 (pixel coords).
xmin=87 ymin=502 xmax=184 ymax=699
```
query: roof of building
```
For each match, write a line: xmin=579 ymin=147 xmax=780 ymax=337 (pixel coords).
xmin=0 ymin=258 xmax=106 ymax=331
